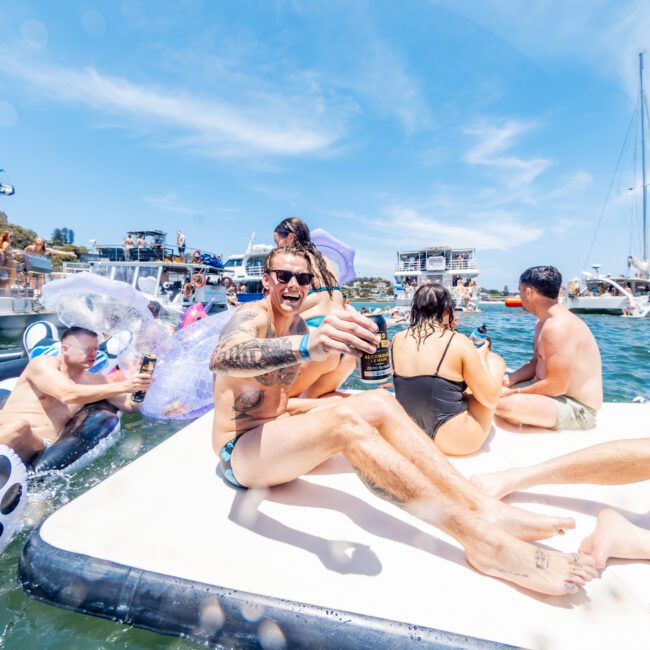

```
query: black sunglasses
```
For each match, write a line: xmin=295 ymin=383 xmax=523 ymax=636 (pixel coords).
xmin=266 ymin=268 xmax=314 ymax=286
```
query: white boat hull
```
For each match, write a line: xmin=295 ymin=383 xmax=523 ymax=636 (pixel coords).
xmin=0 ymin=297 xmax=59 ymax=336
xmin=562 ymin=294 xmax=649 ymax=315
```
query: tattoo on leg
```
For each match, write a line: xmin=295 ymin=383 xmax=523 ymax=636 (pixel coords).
xmin=232 ymin=389 xmax=265 ymax=419
xmin=535 ymin=548 xmax=549 ymax=570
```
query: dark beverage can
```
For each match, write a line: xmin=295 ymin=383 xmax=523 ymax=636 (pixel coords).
xmin=132 ymin=353 xmax=157 ymax=403
xmin=356 ymin=314 xmax=391 ymax=383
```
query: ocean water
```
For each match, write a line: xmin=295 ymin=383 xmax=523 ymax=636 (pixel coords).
xmin=0 ymin=303 xmax=648 ymax=649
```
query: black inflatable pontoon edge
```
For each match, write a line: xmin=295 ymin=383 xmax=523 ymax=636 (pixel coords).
xmin=19 ymin=529 xmax=510 ymax=649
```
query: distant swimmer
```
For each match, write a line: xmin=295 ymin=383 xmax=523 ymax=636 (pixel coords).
xmin=497 ymin=266 xmax=602 ymax=431
xmin=471 ymin=437 xmax=650 ymax=569
xmin=0 ymin=326 xmax=152 ymax=462
xmin=209 ymin=246 xmax=597 ymax=597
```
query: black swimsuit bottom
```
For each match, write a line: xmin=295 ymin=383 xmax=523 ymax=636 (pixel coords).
xmin=393 ymin=333 xmax=468 ymax=439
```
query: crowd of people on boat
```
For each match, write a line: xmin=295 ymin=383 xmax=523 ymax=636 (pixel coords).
xmin=1 ymin=216 xmax=649 ymax=599
xmin=0 ymin=230 xmax=77 ymax=296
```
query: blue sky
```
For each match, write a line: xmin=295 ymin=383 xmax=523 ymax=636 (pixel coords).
xmin=0 ymin=0 xmax=649 ymax=289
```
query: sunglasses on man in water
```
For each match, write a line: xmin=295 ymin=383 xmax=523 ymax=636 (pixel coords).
xmin=265 ymin=269 xmax=314 ymax=286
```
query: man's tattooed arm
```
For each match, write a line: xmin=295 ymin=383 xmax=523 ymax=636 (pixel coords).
xmin=210 ymin=308 xmax=300 ymax=376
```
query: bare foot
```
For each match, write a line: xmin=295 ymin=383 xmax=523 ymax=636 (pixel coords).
xmin=484 ymin=500 xmax=575 ymax=541
xmin=580 ymin=509 xmax=650 ymax=569
xmin=471 ymin=467 xmax=526 ymax=500
xmin=466 ymin=527 xmax=598 ymax=596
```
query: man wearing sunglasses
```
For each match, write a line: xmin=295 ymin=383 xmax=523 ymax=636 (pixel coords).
xmin=209 ymin=247 xmax=596 ymax=597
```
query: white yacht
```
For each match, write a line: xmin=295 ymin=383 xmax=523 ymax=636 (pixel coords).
xmin=222 ymin=233 xmax=274 ymax=303
xmin=563 ymin=264 xmax=650 ymax=316
xmin=393 ymin=246 xmax=480 ymax=310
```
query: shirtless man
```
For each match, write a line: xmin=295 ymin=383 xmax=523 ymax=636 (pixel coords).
xmin=210 ymin=247 xmax=597 ymax=597
xmin=0 ymin=326 xmax=152 ymax=462
xmin=497 ymin=266 xmax=602 ymax=430
xmin=472 ymin=437 xmax=650 ymax=569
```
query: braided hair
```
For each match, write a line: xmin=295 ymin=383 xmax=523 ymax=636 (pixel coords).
xmin=274 ymin=217 xmax=338 ymax=297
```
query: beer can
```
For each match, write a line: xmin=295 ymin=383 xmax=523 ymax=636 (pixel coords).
xmin=132 ymin=353 xmax=157 ymax=403
xmin=356 ymin=314 xmax=392 ymax=384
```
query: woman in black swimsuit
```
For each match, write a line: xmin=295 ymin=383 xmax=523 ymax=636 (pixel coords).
xmin=391 ymin=284 xmax=505 ymax=456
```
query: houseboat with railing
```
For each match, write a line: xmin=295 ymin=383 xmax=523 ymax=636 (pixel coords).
xmin=393 ymin=246 xmax=480 ymax=310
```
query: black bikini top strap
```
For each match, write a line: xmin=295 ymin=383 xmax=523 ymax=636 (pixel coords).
xmin=435 ymin=332 xmax=456 ymax=376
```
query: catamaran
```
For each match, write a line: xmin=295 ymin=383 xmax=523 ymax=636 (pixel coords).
xmin=564 ymin=53 xmax=650 ymax=317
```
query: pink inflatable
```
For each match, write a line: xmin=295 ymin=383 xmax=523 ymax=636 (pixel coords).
xmin=180 ymin=303 xmax=208 ymax=328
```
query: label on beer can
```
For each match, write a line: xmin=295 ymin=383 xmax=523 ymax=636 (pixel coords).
xmin=357 ymin=314 xmax=392 ymax=384
xmin=132 ymin=353 xmax=157 ymax=403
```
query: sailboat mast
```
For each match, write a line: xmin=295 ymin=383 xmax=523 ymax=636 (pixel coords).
xmin=640 ymin=51 xmax=648 ymax=260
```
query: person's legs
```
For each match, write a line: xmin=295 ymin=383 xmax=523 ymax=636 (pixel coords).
xmin=302 ymin=354 xmax=356 ymax=398
xmin=0 ymin=418 xmax=46 ymax=462
xmin=472 ymin=438 xmax=650 ymax=500
xmin=496 ymin=393 xmax=560 ymax=428
xmin=229 ymin=401 xmax=595 ymax=595
xmin=338 ymin=390 xmax=574 ymax=541
xmin=580 ymin=509 xmax=650 ymax=569
xmin=288 ymin=352 xmax=341 ymax=398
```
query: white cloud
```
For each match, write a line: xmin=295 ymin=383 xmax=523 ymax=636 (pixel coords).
xmin=464 ymin=120 xmax=552 ymax=195
xmin=0 ymin=50 xmax=346 ymax=157
xmin=143 ymin=193 xmax=205 ymax=216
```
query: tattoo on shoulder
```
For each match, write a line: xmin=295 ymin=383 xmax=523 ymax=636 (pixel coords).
xmin=218 ymin=310 xmax=259 ymax=344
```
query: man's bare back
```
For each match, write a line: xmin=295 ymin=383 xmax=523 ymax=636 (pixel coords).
xmin=498 ymin=266 xmax=603 ymax=430
xmin=533 ymin=305 xmax=602 ymax=411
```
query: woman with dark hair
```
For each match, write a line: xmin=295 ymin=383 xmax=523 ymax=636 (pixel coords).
xmin=391 ymin=283 xmax=505 ymax=456
xmin=273 ymin=217 xmax=355 ymax=397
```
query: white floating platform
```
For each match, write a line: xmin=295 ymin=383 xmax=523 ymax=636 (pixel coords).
xmin=19 ymin=402 xmax=650 ymax=648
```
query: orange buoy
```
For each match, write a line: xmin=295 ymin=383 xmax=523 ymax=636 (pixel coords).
xmin=504 ymin=297 xmax=522 ymax=308
xmin=191 ymin=273 xmax=206 ymax=288
xmin=192 ymin=249 xmax=202 ymax=264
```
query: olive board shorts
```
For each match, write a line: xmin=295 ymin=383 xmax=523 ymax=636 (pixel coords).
xmin=513 ymin=381 xmax=597 ymax=431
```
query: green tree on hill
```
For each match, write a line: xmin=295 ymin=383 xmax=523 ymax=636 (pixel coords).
xmin=7 ymin=222 xmax=38 ymax=249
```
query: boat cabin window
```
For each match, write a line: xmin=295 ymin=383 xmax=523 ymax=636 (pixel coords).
xmin=136 ymin=266 xmax=160 ymax=294
xmin=113 ymin=265 xmax=138 ymax=285
xmin=223 ymin=258 xmax=243 ymax=268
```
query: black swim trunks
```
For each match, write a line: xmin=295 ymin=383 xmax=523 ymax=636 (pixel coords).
xmin=218 ymin=435 xmax=246 ymax=488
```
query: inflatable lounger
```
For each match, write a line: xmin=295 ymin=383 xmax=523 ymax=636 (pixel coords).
xmin=0 ymin=322 xmax=122 ymax=553
xmin=19 ymin=403 xmax=650 ymax=649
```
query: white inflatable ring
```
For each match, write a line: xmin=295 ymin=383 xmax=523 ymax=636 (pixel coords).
xmin=0 ymin=443 xmax=28 ymax=554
